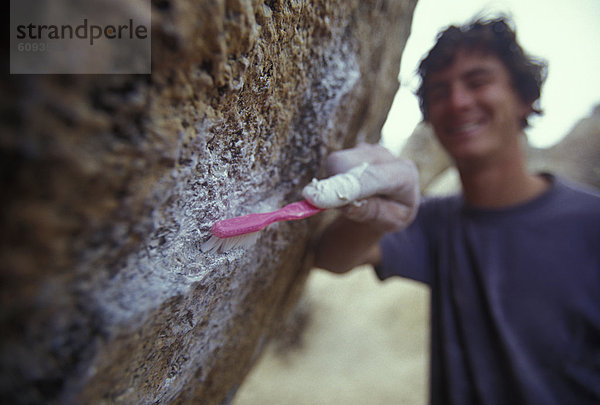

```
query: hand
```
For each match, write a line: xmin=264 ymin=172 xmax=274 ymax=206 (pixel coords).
xmin=303 ymin=143 xmax=420 ymax=232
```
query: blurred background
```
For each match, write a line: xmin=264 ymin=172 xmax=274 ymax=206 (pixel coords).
xmin=382 ymin=0 xmax=600 ymax=153
xmin=234 ymin=1 xmax=600 ymax=404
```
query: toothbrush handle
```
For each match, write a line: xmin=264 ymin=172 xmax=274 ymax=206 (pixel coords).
xmin=211 ymin=200 xmax=324 ymax=238
xmin=270 ymin=200 xmax=324 ymax=221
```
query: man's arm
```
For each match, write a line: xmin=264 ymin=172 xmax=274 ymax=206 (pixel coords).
xmin=313 ymin=216 xmax=382 ymax=273
xmin=304 ymin=143 xmax=419 ymax=274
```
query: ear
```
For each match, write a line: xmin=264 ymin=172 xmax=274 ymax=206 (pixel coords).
xmin=518 ymin=101 xmax=533 ymax=122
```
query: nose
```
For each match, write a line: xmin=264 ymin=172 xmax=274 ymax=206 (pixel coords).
xmin=448 ymin=84 xmax=474 ymax=112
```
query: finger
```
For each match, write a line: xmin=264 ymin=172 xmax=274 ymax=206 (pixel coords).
xmin=302 ymin=164 xmax=367 ymax=208
xmin=341 ymin=197 xmax=417 ymax=232
xmin=326 ymin=143 xmax=396 ymax=175
xmin=358 ymin=160 xmax=420 ymax=206
xmin=303 ymin=159 xmax=420 ymax=209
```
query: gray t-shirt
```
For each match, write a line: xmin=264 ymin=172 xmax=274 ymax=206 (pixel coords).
xmin=378 ymin=175 xmax=600 ymax=405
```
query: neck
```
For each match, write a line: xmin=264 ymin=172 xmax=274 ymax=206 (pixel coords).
xmin=456 ymin=140 xmax=549 ymax=209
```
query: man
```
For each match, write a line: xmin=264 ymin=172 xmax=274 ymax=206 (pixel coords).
xmin=303 ymin=17 xmax=600 ymax=404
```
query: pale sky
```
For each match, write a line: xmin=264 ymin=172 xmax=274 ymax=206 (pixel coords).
xmin=381 ymin=0 xmax=600 ymax=152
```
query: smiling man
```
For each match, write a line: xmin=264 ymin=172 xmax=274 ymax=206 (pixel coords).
xmin=420 ymin=22 xmax=549 ymax=209
xmin=305 ymin=17 xmax=600 ymax=405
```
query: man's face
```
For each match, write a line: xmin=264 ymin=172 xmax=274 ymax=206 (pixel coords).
xmin=425 ymin=49 xmax=531 ymax=164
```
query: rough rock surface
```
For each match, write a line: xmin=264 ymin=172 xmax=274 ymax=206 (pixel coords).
xmin=529 ymin=104 xmax=600 ymax=189
xmin=0 ymin=0 xmax=417 ymax=403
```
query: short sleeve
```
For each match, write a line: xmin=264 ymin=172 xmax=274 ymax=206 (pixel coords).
xmin=376 ymin=208 xmax=432 ymax=284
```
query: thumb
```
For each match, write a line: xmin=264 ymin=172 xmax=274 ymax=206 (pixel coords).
xmin=341 ymin=197 xmax=418 ymax=232
xmin=302 ymin=160 xmax=419 ymax=209
xmin=302 ymin=163 xmax=369 ymax=208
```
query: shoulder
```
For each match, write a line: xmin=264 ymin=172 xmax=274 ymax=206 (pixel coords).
xmin=553 ymin=176 xmax=600 ymax=212
xmin=559 ymin=177 xmax=600 ymax=198
xmin=547 ymin=176 xmax=600 ymax=234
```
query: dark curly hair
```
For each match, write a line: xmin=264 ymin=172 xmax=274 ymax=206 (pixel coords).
xmin=416 ymin=17 xmax=548 ymax=128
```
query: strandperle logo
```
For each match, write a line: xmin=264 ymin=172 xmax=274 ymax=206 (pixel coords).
xmin=10 ymin=0 xmax=151 ymax=74
xmin=15 ymin=18 xmax=148 ymax=46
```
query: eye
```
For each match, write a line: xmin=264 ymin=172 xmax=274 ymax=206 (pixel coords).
xmin=466 ymin=73 xmax=492 ymax=89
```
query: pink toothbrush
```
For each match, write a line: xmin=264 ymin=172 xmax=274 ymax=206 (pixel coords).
xmin=201 ymin=200 xmax=325 ymax=253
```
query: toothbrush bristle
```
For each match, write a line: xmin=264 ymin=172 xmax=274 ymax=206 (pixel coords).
xmin=201 ymin=231 xmax=260 ymax=254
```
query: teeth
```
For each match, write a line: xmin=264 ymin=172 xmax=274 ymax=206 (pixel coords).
xmin=452 ymin=122 xmax=480 ymax=133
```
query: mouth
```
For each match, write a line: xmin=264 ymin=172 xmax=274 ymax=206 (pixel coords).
xmin=446 ymin=120 xmax=486 ymax=137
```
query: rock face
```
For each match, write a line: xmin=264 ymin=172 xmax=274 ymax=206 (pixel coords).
xmin=0 ymin=0 xmax=417 ymax=403
xmin=399 ymin=122 xmax=452 ymax=191
xmin=529 ymin=104 xmax=600 ymax=189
